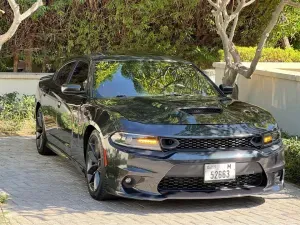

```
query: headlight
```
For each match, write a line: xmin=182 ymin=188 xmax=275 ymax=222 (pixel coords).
xmin=263 ymin=130 xmax=281 ymax=146
xmin=110 ymin=132 xmax=161 ymax=151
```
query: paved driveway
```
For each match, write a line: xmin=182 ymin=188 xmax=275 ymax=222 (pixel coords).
xmin=1 ymin=136 xmax=300 ymax=225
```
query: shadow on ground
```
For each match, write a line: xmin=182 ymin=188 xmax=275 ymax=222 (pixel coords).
xmin=0 ymin=136 xmax=298 ymax=223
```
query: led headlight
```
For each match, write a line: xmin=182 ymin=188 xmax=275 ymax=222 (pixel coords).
xmin=110 ymin=132 xmax=161 ymax=151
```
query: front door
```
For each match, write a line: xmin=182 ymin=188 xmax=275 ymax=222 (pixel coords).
xmin=50 ymin=61 xmax=76 ymax=156
xmin=57 ymin=60 xmax=89 ymax=163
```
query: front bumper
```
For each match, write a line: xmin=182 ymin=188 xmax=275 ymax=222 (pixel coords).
xmin=105 ymin=141 xmax=285 ymax=201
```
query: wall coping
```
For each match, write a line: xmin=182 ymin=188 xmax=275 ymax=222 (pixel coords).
xmin=0 ymin=72 xmax=52 ymax=80
xmin=213 ymin=62 xmax=300 ymax=82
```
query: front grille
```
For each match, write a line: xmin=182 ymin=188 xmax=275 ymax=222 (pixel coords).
xmin=158 ymin=173 xmax=264 ymax=193
xmin=175 ymin=137 xmax=255 ymax=150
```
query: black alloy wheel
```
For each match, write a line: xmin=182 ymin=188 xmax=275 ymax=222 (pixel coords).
xmin=36 ymin=108 xmax=54 ymax=155
xmin=86 ymin=130 xmax=113 ymax=200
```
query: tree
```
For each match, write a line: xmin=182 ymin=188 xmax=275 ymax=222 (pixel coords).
xmin=0 ymin=0 xmax=43 ymax=51
xmin=208 ymin=0 xmax=300 ymax=99
xmin=270 ymin=5 xmax=300 ymax=48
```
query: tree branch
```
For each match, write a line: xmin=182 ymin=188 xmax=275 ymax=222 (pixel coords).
xmin=20 ymin=0 xmax=44 ymax=21
xmin=215 ymin=11 xmax=232 ymax=65
xmin=227 ymin=0 xmax=255 ymax=24
xmin=229 ymin=0 xmax=245 ymax=22
xmin=284 ymin=0 xmax=300 ymax=7
xmin=207 ymin=0 xmax=219 ymax=9
xmin=244 ymin=0 xmax=256 ymax=7
xmin=230 ymin=14 xmax=239 ymax=41
xmin=246 ymin=0 xmax=286 ymax=78
xmin=0 ymin=0 xmax=43 ymax=51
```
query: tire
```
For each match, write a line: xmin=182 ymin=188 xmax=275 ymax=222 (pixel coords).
xmin=36 ymin=108 xmax=54 ymax=155
xmin=85 ymin=130 xmax=114 ymax=201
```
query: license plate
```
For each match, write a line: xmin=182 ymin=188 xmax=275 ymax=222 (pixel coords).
xmin=204 ymin=163 xmax=236 ymax=182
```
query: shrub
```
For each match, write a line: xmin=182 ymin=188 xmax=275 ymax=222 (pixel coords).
xmin=219 ymin=46 xmax=300 ymax=62
xmin=283 ymin=136 xmax=300 ymax=185
xmin=0 ymin=92 xmax=35 ymax=135
xmin=0 ymin=192 xmax=8 ymax=204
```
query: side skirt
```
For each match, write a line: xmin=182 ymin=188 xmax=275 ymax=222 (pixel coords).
xmin=46 ymin=142 xmax=86 ymax=177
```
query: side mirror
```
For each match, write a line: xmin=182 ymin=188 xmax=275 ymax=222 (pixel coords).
xmin=61 ymin=84 xmax=85 ymax=95
xmin=219 ymin=84 xmax=233 ymax=95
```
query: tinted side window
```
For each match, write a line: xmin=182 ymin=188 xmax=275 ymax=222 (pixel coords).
xmin=55 ymin=62 xmax=75 ymax=86
xmin=69 ymin=61 xmax=89 ymax=90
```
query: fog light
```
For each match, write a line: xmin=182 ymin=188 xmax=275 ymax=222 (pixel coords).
xmin=274 ymin=170 xmax=284 ymax=183
xmin=123 ymin=176 xmax=136 ymax=189
xmin=125 ymin=177 xmax=132 ymax=184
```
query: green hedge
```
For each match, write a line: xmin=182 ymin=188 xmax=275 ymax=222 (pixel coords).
xmin=219 ymin=46 xmax=300 ymax=62
xmin=0 ymin=93 xmax=35 ymax=135
xmin=283 ymin=137 xmax=300 ymax=185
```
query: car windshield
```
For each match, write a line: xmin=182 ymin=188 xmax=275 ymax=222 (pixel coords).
xmin=93 ymin=60 xmax=220 ymax=98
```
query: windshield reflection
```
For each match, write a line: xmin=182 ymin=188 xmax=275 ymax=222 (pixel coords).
xmin=93 ymin=61 xmax=219 ymax=98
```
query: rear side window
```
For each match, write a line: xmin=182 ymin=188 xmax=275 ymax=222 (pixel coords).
xmin=55 ymin=62 xmax=75 ymax=86
xmin=69 ymin=61 xmax=89 ymax=90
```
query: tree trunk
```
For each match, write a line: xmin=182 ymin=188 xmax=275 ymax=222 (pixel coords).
xmin=282 ymin=36 xmax=291 ymax=48
xmin=13 ymin=49 xmax=19 ymax=72
xmin=222 ymin=65 xmax=239 ymax=99
xmin=41 ymin=62 xmax=45 ymax=73
xmin=24 ymin=49 xmax=32 ymax=72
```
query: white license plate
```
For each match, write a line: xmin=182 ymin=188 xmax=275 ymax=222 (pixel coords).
xmin=204 ymin=163 xmax=236 ymax=182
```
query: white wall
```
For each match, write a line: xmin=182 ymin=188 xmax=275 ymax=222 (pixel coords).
xmin=203 ymin=69 xmax=215 ymax=83
xmin=0 ymin=73 xmax=51 ymax=95
xmin=213 ymin=62 xmax=300 ymax=135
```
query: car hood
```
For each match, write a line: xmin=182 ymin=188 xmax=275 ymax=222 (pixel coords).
xmin=93 ymin=96 xmax=277 ymax=130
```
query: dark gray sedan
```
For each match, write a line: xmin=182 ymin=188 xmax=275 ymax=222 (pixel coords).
xmin=35 ymin=54 xmax=285 ymax=201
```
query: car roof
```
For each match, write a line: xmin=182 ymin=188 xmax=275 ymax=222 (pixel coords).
xmin=76 ymin=53 xmax=191 ymax=64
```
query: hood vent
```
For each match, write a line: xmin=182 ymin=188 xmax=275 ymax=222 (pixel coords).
xmin=180 ymin=107 xmax=223 ymax=115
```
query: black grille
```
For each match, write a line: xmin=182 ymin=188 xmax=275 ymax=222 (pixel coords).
xmin=175 ymin=137 xmax=255 ymax=150
xmin=158 ymin=173 xmax=264 ymax=193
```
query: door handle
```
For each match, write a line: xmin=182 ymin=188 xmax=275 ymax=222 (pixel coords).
xmin=58 ymin=101 xmax=61 ymax=108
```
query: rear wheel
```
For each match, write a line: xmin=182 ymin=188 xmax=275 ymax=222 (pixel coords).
xmin=86 ymin=130 xmax=113 ymax=201
xmin=36 ymin=108 xmax=54 ymax=155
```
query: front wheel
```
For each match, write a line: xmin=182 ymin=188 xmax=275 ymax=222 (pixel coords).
xmin=86 ymin=130 xmax=114 ymax=201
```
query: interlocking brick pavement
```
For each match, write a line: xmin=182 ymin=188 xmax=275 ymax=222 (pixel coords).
xmin=1 ymin=136 xmax=300 ymax=225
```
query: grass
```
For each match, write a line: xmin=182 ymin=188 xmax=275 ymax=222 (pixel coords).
xmin=0 ymin=193 xmax=8 ymax=204
xmin=0 ymin=119 xmax=35 ymax=136
xmin=0 ymin=192 xmax=9 ymax=225
xmin=0 ymin=92 xmax=35 ymax=136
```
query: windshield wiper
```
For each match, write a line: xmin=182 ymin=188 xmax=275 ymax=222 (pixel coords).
xmin=164 ymin=93 xmax=183 ymax=96
xmin=116 ymin=95 xmax=127 ymax=98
